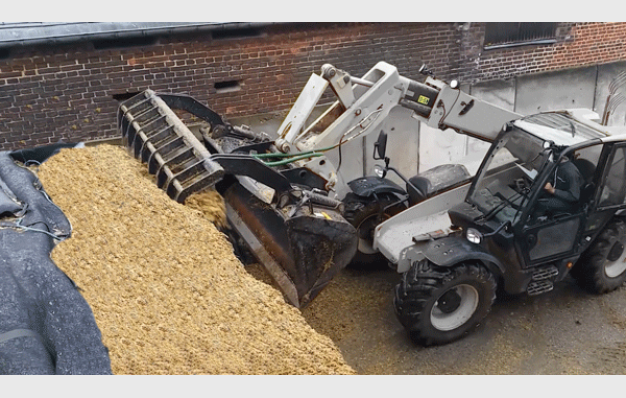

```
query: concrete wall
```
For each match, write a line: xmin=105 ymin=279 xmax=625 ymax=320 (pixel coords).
xmin=418 ymin=61 xmax=626 ymax=175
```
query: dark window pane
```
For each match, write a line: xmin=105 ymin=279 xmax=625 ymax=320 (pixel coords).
xmin=485 ymin=23 xmax=557 ymax=47
xmin=599 ymin=146 xmax=626 ymax=208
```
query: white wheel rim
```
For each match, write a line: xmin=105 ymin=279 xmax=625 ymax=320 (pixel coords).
xmin=605 ymin=243 xmax=626 ymax=278
xmin=431 ymin=284 xmax=480 ymax=331
xmin=356 ymin=214 xmax=386 ymax=255
xmin=357 ymin=237 xmax=378 ymax=254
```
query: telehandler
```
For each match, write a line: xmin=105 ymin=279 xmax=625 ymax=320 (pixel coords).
xmin=118 ymin=62 xmax=626 ymax=345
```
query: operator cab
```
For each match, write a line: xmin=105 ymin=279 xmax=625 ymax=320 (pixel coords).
xmin=463 ymin=113 xmax=605 ymax=220
xmin=449 ymin=112 xmax=621 ymax=276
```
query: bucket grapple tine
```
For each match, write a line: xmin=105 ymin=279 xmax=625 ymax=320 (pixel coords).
xmin=118 ymin=90 xmax=225 ymax=203
xmin=130 ymin=115 xmax=168 ymax=153
xmin=122 ymin=101 xmax=164 ymax=153
xmin=167 ymin=160 xmax=222 ymax=203
xmin=146 ymin=135 xmax=186 ymax=175
xmin=118 ymin=95 xmax=152 ymax=143
xmin=154 ymin=148 xmax=196 ymax=184
xmin=140 ymin=125 xmax=176 ymax=166
xmin=138 ymin=125 xmax=173 ymax=160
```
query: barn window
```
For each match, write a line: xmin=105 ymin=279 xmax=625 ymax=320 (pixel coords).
xmin=214 ymin=80 xmax=241 ymax=93
xmin=484 ymin=23 xmax=557 ymax=49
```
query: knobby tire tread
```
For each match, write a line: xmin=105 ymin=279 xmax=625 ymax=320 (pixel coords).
xmin=343 ymin=192 xmax=405 ymax=268
xmin=394 ymin=259 xmax=496 ymax=346
xmin=572 ymin=218 xmax=626 ymax=294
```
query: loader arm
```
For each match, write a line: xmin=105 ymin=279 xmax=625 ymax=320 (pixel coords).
xmin=272 ymin=62 xmax=521 ymax=197
xmin=277 ymin=62 xmax=520 ymax=149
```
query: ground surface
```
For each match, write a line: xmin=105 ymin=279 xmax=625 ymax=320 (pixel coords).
xmin=250 ymin=263 xmax=626 ymax=375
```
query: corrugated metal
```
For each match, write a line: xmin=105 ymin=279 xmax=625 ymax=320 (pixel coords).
xmin=0 ymin=22 xmax=268 ymax=48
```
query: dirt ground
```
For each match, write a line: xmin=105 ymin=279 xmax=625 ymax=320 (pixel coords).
xmin=249 ymin=263 xmax=626 ymax=375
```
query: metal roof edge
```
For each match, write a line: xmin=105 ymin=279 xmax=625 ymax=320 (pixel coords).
xmin=0 ymin=22 xmax=275 ymax=48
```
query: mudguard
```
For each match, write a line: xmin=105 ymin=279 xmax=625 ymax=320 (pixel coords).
xmin=347 ymin=176 xmax=406 ymax=198
xmin=421 ymin=236 xmax=505 ymax=277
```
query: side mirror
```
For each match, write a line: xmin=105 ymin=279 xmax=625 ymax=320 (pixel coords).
xmin=419 ymin=64 xmax=434 ymax=77
xmin=374 ymin=130 xmax=388 ymax=160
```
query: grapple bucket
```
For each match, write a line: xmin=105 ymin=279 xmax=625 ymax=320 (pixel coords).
xmin=117 ymin=91 xmax=357 ymax=308
xmin=118 ymin=89 xmax=225 ymax=203
xmin=223 ymin=182 xmax=356 ymax=307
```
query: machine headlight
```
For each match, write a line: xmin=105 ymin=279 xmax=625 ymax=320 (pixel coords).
xmin=374 ymin=164 xmax=386 ymax=178
xmin=466 ymin=228 xmax=482 ymax=244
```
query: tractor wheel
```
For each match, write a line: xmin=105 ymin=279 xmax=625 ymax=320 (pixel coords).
xmin=394 ymin=259 xmax=497 ymax=346
xmin=572 ymin=218 xmax=626 ymax=294
xmin=343 ymin=192 xmax=406 ymax=269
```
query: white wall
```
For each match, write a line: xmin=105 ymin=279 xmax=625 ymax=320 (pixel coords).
xmin=416 ymin=61 xmax=626 ymax=177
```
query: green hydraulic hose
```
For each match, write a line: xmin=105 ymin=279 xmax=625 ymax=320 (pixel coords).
xmin=251 ymin=145 xmax=336 ymax=159
xmin=263 ymin=153 xmax=324 ymax=167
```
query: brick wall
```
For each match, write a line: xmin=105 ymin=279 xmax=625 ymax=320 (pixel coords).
xmin=0 ymin=22 xmax=462 ymax=150
xmin=2 ymin=22 xmax=626 ymax=150
xmin=460 ymin=22 xmax=626 ymax=84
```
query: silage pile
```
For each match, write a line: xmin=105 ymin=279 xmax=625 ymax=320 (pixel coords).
xmin=35 ymin=144 xmax=354 ymax=375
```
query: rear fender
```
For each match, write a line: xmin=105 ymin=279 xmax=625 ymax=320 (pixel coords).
xmin=347 ymin=176 xmax=406 ymax=198
xmin=421 ymin=236 xmax=505 ymax=277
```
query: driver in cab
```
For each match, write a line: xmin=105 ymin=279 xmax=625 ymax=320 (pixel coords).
xmin=536 ymin=154 xmax=583 ymax=219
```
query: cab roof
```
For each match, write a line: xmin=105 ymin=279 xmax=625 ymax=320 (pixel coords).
xmin=513 ymin=111 xmax=607 ymax=146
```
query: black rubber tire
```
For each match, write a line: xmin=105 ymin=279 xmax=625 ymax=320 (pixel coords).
xmin=571 ymin=218 xmax=626 ymax=294
xmin=394 ymin=259 xmax=497 ymax=346
xmin=343 ymin=192 xmax=406 ymax=269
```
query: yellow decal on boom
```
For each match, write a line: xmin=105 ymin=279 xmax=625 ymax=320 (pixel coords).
xmin=417 ymin=95 xmax=430 ymax=105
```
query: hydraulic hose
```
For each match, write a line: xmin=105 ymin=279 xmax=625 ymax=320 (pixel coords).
xmin=262 ymin=153 xmax=324 ymax=167
xmin=251 ymin=145 xmax=335 ymax=159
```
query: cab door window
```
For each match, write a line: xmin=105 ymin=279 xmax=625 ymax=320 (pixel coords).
xmin=599 ymin=146 xmax=626 ymax=209
xmin=571 ymin=144 xmax=602 ymax=205
xmin=522 ymin=144 xmax=602 ymax=264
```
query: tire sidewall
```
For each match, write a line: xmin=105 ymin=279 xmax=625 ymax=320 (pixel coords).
xmin=574 ymin=218 xmax=626 ymax=293
xmin=594 ymin=223 xmax=626 ymax=290
xmin=415 ymin=268 xmax=495 ymax=344
xmin=344 ymin=193 xmax=406 ymax=267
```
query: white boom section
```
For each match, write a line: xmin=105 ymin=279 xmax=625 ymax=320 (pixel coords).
xmin=274 ymin=62 xmax=415 ymax=197
xmin=274 ymin=73 xmax=329 ymax=152
xmin=273 ymin=62 xmax=520 ymax=198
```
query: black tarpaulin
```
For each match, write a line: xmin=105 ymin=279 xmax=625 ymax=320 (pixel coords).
xmin=0 ymin=148 xmax=111 ymax=375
